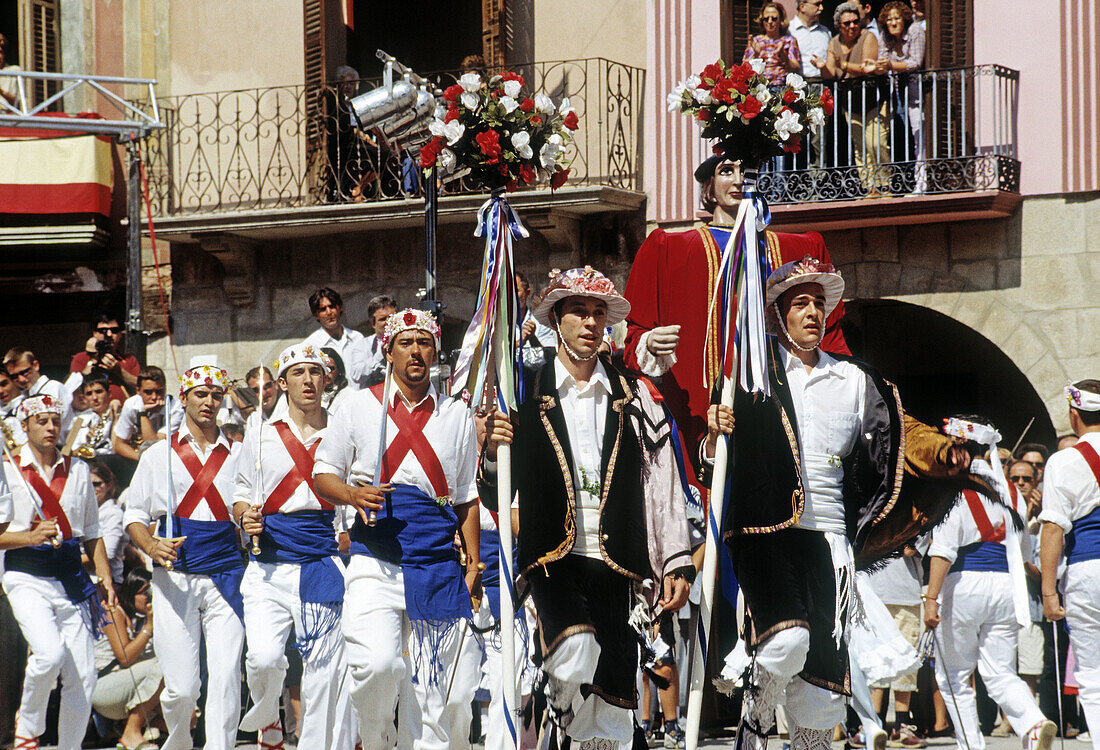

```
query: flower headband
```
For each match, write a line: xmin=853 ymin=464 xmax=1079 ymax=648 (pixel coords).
xmin=276 ymin=344 xmax=327 ymax=378
xmin=17 ymin=394 xmax=60 ymax=421
xmin=942 ymin=417 xmax=1003 ymax=447
xmin=178 ymin=364 xmax=229 ymax=397
xmin=1065 ymin=384 xmax=1100 ymax=412
xmin=381 ymin=308 xmax=441 ymax=350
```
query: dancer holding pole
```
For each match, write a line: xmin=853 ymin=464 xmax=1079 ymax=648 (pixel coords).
xmin=314 ymin=308 xmax=481 ymax=750
xmin=697 ymin=258 xmax=969 ymax=750
xmin=1 ymin=394 xmax=115 ymax=750
xmin=483 ymin=266 xmax=695 ymax=750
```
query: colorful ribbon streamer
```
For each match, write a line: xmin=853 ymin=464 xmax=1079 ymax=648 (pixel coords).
xmin=703 ymin=171 xmax=772 ymax=398
xmin=451 ymin=191 xmax=529 ymax=412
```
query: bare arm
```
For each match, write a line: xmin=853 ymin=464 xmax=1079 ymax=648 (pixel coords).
xmin=112 ymin=433 xmax=141 ymax=461
xmin=313 ymin=472 xmax=388 ymax=526
xmin=922 ymin=555 xmax=950 ymax=629
xmin=0 ymin=518 xmax=59 ymax=550
xmin=125 ymin=520 xmax=184 ymax=568
xmin=101 ymin=606 xmax=153 ymax=667
xmin=455 ymin=500 xmax=482 ymax=608
xmin=1040 ymin=522 xmax=1066 ymax=620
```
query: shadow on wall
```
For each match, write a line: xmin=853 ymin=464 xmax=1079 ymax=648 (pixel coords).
xmin=824 ymin=210 xmax=1024 ymax=297
xmin=842 ymin=299 xmax=1056 ymax=449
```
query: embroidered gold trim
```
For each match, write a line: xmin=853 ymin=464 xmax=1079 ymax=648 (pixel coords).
xmin=522 ymin=388 xmax=577 ymax=577
xmin=750 ymin=618 xmax=810 ymax=647
xmin=872 ymin=380 xmax=907 ymax=527
xmin=699 ymin=227 xmax=722 ymax=392
xmin=799 ymin=669 xmax=851 ymax=696
xmin=586 ymin=684 xmax=638 ymax=709
xmin=541 ymin=623 xmax=597 ymax=659
xmin=736 ymin=382 xmax=806 ymax=534
xmin=597 ymin=376 xmax=641 ymax=581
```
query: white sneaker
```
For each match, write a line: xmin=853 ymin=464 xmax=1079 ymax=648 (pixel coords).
xmin=1026 ymin=720 xmax=1056 ymax=750
xmin=1078 ymin=733 xmax=1092 ymax=743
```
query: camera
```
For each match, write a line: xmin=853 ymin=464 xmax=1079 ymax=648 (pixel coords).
xmin=95 ymin=338 xmax=112 ymax=357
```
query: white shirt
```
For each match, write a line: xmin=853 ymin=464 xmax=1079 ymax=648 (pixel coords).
xmin=867 ymin=555 xmax=922 ymax=606
xmin=124 ymin=426 xmax=242 ymax=530
xmin=234 ymin=414 xmax=330 ymax=514
xmin=781 ymin=347 xmax=868 ymax=534
xmin=555 ymin=357 xmax=611 ymax=558
xmin=789 ymin=16 xmax=831 ymax=79
xmin=928 ymin=458 xmax=1029 ymax=564
xmin=302 ymin=326 xmax=365 ymax=366
xmin=345 ymin=334 xmax=385 ymax=390
xmin=113 ymin=394 xmax=184 ymax=442
xmin=98 ymin=498 xmax=126 ymax=582
xmin=0 ymin=448 xmax=98 ymax=540
xmin=313 ymin=380 xmax=478 ymax=505
xmin=0 ymin=462 xmax=12 ymax=524
xmin=68 ymin=409 xmax=116 ymax=456
xmin=243 ymin=396 xmax=290 ymax=436
xmin=1 ymin=402 xmax=26 ymax=448
xmin=1039 ymin=432 xmax=1100 ymax=533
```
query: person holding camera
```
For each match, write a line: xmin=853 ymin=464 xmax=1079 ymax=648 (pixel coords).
xmin=70 ymin=314 xmax=141 ymax=403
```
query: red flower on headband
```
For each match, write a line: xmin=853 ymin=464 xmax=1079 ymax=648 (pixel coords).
xmin=403 ymin=311 xmax=418 ymax=326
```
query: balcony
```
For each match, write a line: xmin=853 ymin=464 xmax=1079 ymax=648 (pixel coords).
xmin=140 ymin=58 xmax=646 ymax=241
xmin=701 ymin=65 xmax=1021 ymax=231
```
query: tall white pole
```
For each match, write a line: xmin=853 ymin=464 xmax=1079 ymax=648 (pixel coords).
xmin=685 ymin=373 xmax=736 ymax=750
xmin=498 ymin=440 xmax=518 ymax=749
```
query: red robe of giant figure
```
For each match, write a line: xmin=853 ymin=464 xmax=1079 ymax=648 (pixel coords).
xmin=623 ymin=156 xmax=849 ymax=490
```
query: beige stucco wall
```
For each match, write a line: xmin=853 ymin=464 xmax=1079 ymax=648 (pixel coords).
xmin=822 ymin=193 xmax=1100 ymax=434
xmin=167 ymin=0 xmax=304 ymax=96
xmin=534 ymin=0 xmax=645 ymax=69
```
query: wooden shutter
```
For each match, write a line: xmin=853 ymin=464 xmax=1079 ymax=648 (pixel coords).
xmin=19 ymin=0 xmax=60 ymax=108
xmin=927 ymin=0 xmax=974 ymax=161
xmin=482 ymin=0 xmax=504 ymax=68
xmin=303 ymin=0 xmax=345 ymax=199
xmin=723 ymin=0 xmax=763 ymax=65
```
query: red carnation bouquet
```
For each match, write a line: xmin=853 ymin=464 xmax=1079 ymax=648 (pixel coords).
xmin=419 ymin=71 xmax=575 ymax=191
xmin=668 ymin=59 xmax=833 ymax=165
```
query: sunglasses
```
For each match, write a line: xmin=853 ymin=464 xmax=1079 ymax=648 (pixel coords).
xmin=91 ymin=480 xmax=105 ymax=488
xmin=96 ymin=326 xmax=123 ymax=334
xmin=1009 ymin=475 xmax=1034 ymax=484
xmin=8 ymin=366 xmax=33 ymax=379
xmin=840 ymin=20 xmax=861 ymax=26
xmin=763 ymin=16 xmax=780 ymax=21
xmin=1026 ymin=460 xmax=1045 ymax=468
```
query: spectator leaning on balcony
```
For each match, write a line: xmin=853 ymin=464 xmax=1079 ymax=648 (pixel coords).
xmin=857 ymin=0 xmax=884 ymax=44
xmin=790 ymin=0 xmax=830 ymax=81
xmin=742 ymin=2 xmax=802 ymax=87
xmin=824 ymin=2 xmax=888 ymax=196
xmin=875 ymin=1 xmax=927 ymax=195
xmin=0 ymin=33 xmax=20 ymax=107
xmin=323 ymin=65 xmax=377 ymax=202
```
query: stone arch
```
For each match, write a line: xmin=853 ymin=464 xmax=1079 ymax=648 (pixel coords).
xmin=842 ymin=299 xmax=1060 ymax=447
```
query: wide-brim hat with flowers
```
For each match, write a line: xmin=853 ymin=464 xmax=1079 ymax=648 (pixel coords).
xmin=765 ymin=256 xmax=844 ymax=319
xmin=382 ymin=308 xmax=441 ymax=350
xmin=533 ymin=266 xmax=631 ymax=327
xmin=17 ymin=394 xmax=61 ymax=422
xmin=276 ymin=344 xmax=327 ymax=378
xmin=179 ymin=363 xmax=229 ymax=397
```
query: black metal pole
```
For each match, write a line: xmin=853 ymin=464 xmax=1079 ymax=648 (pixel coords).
xmin=423 ymin=165 xmax=444 ymax=389
xmin=125 ymin=140 xmax=147 ymax=364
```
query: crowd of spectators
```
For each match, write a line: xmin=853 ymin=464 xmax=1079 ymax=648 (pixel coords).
xmin=749 ymin=0 xmax=929 ymax=197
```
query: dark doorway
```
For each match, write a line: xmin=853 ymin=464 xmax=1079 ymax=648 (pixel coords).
xmin=347 ymin=0 xmax=482 ymax=77
xmin=842 ymin=299 xmax=1057 ymax=450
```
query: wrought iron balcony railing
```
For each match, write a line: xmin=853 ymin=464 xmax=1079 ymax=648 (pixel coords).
xmin=696 ymin=64 xmax=1019 ymax=204
xmin=140 ymin=58 xmax=644 ymax=217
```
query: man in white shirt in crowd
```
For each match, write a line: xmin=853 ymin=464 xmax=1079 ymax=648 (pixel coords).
xmin=65 ymin=372 xmax=117 ymax=460
xmin=112 ymin=366 xmax=183 ymax=461
xmin=124 ymin=361 xmax=244 ymax=750
xmin=234 ymin=344 xmax=346 ymax=750
xmin=0 ymin=394 xmax=115 ymax=750
xmin=347 ymin=294 xmax=397 ymax=389
xmin=1041 ymin=380 xmax=1100 ymax=750
xmin=790 ymin=0 xmax=830 ymax=80
xmin=314 ymin=308 xmax=481 ymax=750
xmin=302 ymin=287 xmax=365 ymax=370
xmin=4 ymin=347 xmax=73 ymax=434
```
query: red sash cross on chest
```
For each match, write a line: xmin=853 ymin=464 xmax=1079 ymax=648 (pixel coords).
xmin=172 ymin=435 xmax=231 ymax=521
xmin=262 ymin=421 xmax=331 ymax=513
xmin=963 ymin=483 xmax=1020 ymax=544
xmin=21 ymin=457 xmax=73 ymax=540
xmin=370 ymin=383 xmax=449 ymax=498
xmin=1073 ymin=442 xmax=1100 ymax=488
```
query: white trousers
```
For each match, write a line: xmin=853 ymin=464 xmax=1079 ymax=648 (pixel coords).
xmin=239 ymin=561 xmax=347 ymax=749
xmin=753 ymin=626 xmax=846 ymax=731
xmin=152 ymin=566 xmax=244 ymax=750
xmin=934 ymin=571 xmax=1045 ymax=750
xmin=342 ymin=554 xmax=473 ymax=750
xmin=543 ymin=631 xmax=635 ymax=747
xmin=1064 ymin=559 xmax=1100 ymax=750
xmin=3 ymin=571 xmax=96 ymax=749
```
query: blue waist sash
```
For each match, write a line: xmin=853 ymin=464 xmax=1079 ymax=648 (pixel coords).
xmin=158 ymin=516 xmax=245 ymax=618
xmin=5 ymin=539 xmax=105 ymax=634
xmin=1066 ymin=506 xmax=1100 ymax=565
xmin=950 ymin=541 xmax=1008 ymax=573
xmin=256 ymin=510 xmax=343 ymax=658
xmin=349 ymin=483 xmax=470 ymax=622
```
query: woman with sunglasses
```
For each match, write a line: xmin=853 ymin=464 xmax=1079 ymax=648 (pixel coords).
xmin=93 ymin=568 xmax=163 ymax=750
xmin=824 ymin=1 xmax=886 ymax=196
xmin=742 ymin=1 xmax=802 ymax=87
xmin=87 ymin=462 xmax=126 ymax=586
